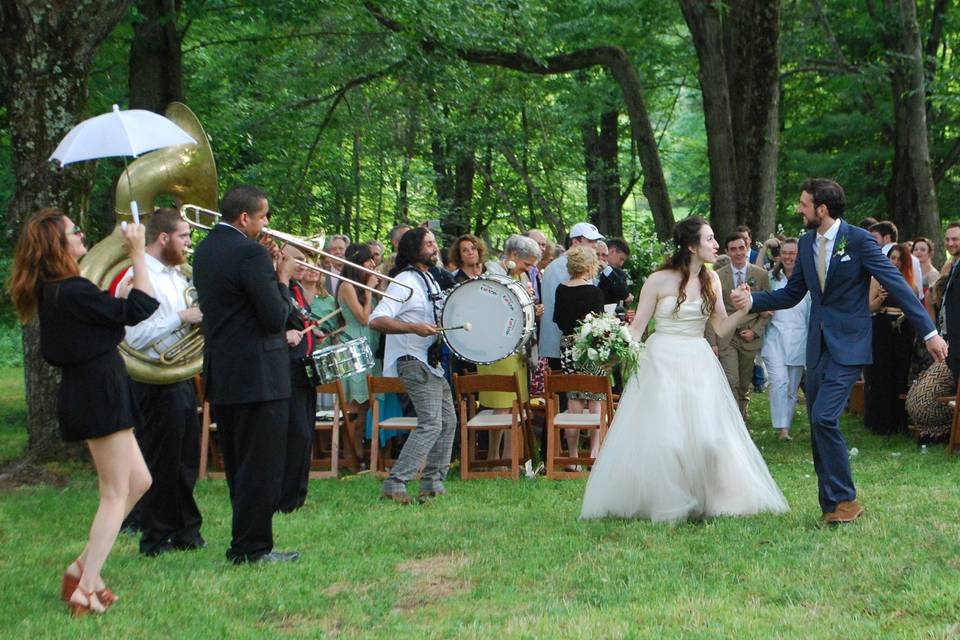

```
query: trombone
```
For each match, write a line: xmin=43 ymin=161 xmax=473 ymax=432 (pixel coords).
xmin=180 ymin=204 xmax=413 ymax=303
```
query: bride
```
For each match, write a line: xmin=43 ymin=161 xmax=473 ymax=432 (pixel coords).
xmin=580 ymin=217 xmax=788 ymax=522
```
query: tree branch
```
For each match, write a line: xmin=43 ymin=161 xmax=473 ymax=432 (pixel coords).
xmin=811 ymin=0 xmax=851 ymax=68
xmin=933 ymin=135 xmax=960 ymax=184
xmin=182 ymin=30 xmax=388 ymax=53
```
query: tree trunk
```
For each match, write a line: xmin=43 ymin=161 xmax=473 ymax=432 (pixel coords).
xmin=396 ymin=108 xmax=417 ymax=223
xmin=897 ymin=0 xmax=940 ymax=251
xmin=352 ymin=128 xmax=362 ymax=241
xmin=0 ymin=0 xmax=131 ymax=461
xmin=678 ymin=0 xmax=739 ymax=242
xmin=449 ymin=148 xmax=475 ymax=239
xmin=680 ymin=0 xmax=780 ymax=244
xmin=583 ymin=110 xmax=622 ymax=237
xmin=129 ymin=0 xmax=183 ymax=112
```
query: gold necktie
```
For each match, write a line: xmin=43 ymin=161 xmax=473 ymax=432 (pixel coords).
xmin=736 ymin=270 xmax=743 ymax=287
xmin=817 ymin=236 xmax=828 ymax=291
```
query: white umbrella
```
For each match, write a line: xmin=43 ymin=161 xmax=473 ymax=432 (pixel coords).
xmin=49 ymin=104 xmax=197 ymax=223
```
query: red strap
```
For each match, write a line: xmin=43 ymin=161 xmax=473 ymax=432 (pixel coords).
xmin=292 ymin=286 xmax=312 ymax=352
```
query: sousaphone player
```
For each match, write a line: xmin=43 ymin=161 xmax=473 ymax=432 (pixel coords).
xmin=115 ymin=208 xmax=205 ymax=556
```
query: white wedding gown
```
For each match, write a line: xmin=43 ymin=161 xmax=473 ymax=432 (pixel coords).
xmin=580 ymin=295 xmax=789 ymax=522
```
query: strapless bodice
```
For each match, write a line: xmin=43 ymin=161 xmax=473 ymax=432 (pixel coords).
xmin=653 ymin=295 xmax=708 ymax=338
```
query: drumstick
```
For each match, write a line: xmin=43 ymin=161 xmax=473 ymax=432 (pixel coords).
xmin=437 ymin=322 xmax=472 ymax=332
xmin=297 ymin=308 xmax=343 ymax=337
xmin=312 ymin=325 xmax=347 ymax=343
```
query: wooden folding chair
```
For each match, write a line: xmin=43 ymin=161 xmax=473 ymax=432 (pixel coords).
xmin=196 ymin=375 xmax=225 ymax=480
xmin=368 ymin=375 xmax=418 ymax=477
xmin=454 ymin=372 xmax=531 ymax=480
xmin=311 ymin=379 xmax=361 ymax=477
xmin=544 ymin=372 xmax=613 ymax=479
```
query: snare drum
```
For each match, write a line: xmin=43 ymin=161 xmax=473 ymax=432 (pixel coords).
xmin=440 ymin=274 xmax=535 ymax=364
xmin=303 ymin=337 xmax=375 ymax=385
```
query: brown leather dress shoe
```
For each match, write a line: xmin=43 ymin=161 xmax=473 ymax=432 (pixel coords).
xmin=822 ymin=500 xmax=865 ymax=525
xmin=380 ymin=491 xmax=412 ymax=505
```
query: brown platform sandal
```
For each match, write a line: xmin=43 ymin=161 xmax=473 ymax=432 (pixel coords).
xmin=67 ymin=587 xmax=104 ymax=618
xmin=61 ymin=561 xmax=116 ymax=609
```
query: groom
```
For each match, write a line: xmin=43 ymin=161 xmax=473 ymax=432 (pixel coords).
xmin=731 ymin=178 xmax=948 ymax=525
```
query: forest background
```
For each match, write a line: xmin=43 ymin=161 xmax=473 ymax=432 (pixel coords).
xmin=0 ymin=0 xmax=958 ymax=460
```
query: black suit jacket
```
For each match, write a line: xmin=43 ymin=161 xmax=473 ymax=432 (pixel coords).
xmin=194 ymin=224 xmax=292 ymax=404
xmin=598 ymin=266 xmax=630 ymax=305
xmin=944 ymin=260 xmax=960 ymax=378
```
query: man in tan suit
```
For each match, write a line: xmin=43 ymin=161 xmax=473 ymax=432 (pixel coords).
xmin=706 ymin=233 xmax=771 ymax=418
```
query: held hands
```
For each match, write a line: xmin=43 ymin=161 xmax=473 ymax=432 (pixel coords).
xmin=730 ymin=283 xmax=752 ymax=312
xmin=926 ymin=335 xmax=949 ymax=363
xmin=737 ymin=328 xmax=756 ymax=343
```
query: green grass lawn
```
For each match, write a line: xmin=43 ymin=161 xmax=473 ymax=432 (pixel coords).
xmin=1 ymin=368 xmax=959 ymax=639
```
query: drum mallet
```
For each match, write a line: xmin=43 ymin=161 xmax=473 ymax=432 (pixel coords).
xmin=437 ymin=322 xmax=472 ymax=332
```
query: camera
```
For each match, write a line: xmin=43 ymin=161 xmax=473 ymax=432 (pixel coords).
xmin=769 ymin=243 xmax=780 ymax=258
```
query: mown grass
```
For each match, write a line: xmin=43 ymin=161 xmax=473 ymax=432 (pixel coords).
xmin=1 ymin=369 xmax=959 ymax=639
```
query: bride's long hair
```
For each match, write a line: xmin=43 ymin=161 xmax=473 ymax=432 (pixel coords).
xmin=657 ymin=216 xmax=717 ymax=316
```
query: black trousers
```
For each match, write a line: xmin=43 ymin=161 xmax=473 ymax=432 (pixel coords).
xmin=277 ymin=381 xmax=316 ymax=513
xmin=212 ymin=399 xmax=288 ymax=562
xmin=130 ymin=379 xmax=203 ymax=554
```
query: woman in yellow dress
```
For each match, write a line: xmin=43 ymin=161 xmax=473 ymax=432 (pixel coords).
xmin=478 ymin=234 xmax=543 ymax=464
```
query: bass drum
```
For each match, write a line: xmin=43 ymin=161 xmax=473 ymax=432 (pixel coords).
xmin=440 ymin=274 xmax=535 ymax=364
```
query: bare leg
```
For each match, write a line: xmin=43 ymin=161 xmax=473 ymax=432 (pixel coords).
xmin=588 ymin=399 xmax=603 ymax=458
xmin=486 ymin=409 xmax=512 ymax=466
xmin=69 ymin=429 xmax=151 ymax=611
xmin=565 ymin=398 xmax=586 ymax=466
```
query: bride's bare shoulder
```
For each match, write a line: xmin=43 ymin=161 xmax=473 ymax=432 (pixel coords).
xmin=643 ymin=269 xmax=680 ymax=292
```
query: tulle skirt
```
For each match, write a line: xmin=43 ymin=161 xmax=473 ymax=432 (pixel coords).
xmin=580 ymin=331 xmax=789 ymax=522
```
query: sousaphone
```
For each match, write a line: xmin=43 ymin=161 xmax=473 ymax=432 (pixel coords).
xmin=79 ymin=102 xmax=218 ymax=384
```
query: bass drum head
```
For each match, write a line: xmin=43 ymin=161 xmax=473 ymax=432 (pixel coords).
xmin=440 ymin=274 xmax=533 ymax=364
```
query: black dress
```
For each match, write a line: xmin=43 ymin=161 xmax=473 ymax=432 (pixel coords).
xmin=554 ymin=283 xmax=606 ymax=399
xmin=39 ymin=277 xmax=159 ymax=442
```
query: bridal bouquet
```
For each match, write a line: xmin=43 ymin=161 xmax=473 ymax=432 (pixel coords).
xmin=571 ymin=312 xmax=644 ymax=381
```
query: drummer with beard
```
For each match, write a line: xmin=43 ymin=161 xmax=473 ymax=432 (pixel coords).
xmin=369 ymin=227 xmax=456 ymax=504
xmin=276 ymin=244 xmax=316 ymax=513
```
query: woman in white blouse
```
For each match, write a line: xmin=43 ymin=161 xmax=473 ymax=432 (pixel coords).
xmin=760 ymin=238 xmax=810 ymax=441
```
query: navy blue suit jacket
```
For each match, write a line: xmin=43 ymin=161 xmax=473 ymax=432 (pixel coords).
xmin=751 ymin=220 xmax=935 ymax=368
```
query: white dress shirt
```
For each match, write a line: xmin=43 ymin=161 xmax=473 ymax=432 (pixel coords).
xmin=369 ymin=268 xmax=445 ymax=378
xmin=116 ymin=253 xmax=192 ymax=360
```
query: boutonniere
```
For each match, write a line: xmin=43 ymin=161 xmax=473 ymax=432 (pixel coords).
xmin=835 ymin=236 xmax=848 ymax=257
xmin=748 ymin=276 xmax=757 ymax=288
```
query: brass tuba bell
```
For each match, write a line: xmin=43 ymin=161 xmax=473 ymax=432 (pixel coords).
xmin=80 ymin=102 xmax=218 ymax=384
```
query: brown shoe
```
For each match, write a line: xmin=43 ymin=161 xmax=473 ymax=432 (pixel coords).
xmin=380 ymin=491 xmax=412 ymax=505
xmin=822 ymin=500 xmax=865 ymax=525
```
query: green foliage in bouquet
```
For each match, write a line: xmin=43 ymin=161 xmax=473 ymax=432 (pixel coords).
xmin=571 ymin=312 xmax=645 ymax=382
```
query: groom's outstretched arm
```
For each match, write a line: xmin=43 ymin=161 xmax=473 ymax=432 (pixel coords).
xmin=747 ymin=246 xmax=810 ymax=313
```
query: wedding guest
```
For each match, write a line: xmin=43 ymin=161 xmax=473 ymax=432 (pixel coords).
xmin=706 ymin=233 xmax=771 ymax=419
xmin=366 ymin=240 xmax=384 ymax=267
xmin=554 ymin=245 xmax=606 ymax=466
xmin=870 ymin=221 xmax=924 ymax=301
xmin=337 ymin=243 xmax=383 ymax=449
xmin=864 ymin=243 xmax=918 ymax=434
xmin=526 ymin=229 xmax=549 ymax=301
xmin=912 ymin=237 xmax=942 ymax=293
xmin=9 ymin=209 xmax=158 ymax=615
xmin=480 ymin=235 xmax=542 ymax=464
xmin=378 ymin=223 xmax=412 ymax=282
xmin=323 ymin=234 xmax=350 ymax=297
xmin=449 ymin=234 xmax=487 ymax=284
xmin=941 ymin=222 xmax=960 ymax=382
xmin=760 ymin=238 xmax=809 ymax=441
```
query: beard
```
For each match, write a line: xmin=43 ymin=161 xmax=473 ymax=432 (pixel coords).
xmin=417 ymin=251 xmax=438 ymax=268
xmin=160 ymin=243 xmax=187 ymax=265
xmin=803 ymin=215 xmax=821 ymax=230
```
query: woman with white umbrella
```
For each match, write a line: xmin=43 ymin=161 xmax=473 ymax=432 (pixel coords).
xmin=8 ymin=210 xmax=159 ymax=616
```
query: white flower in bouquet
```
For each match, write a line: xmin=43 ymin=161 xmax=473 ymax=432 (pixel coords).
xmin=587 ymin=347 xmax=599 ymax=361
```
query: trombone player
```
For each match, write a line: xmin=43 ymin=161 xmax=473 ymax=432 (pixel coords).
xmin=115 ymin=208 xmax=205 ymax=556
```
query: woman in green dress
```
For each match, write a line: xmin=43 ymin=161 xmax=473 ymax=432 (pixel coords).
xmin=478 ymin=234 xmax=543 ymax=464
xmin=336 ymin=243 xmax=383 ymax=449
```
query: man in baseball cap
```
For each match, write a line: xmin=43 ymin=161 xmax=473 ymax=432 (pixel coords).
xmin=568 ymin=222 xmax=604 ymax=242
